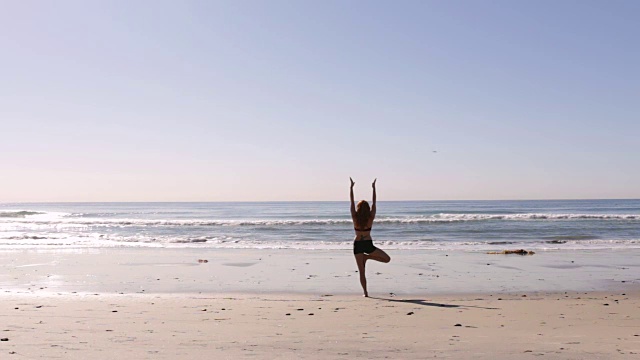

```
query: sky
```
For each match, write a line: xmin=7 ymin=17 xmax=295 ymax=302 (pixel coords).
xmin=1 ymin=0 xmax=639 ymax=202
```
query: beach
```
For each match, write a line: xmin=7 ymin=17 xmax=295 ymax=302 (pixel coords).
xmin=4 ymin=0 xmax=639 ymax=357
xmin=1 ymin=248 xmax=639 ymax=359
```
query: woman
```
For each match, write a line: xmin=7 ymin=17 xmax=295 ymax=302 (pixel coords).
xmin=350 ymin=177 xmax=391 ymax=297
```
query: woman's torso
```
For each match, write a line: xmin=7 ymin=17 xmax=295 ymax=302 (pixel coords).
xmin=353 ymin=218 xmax=374 ymax=241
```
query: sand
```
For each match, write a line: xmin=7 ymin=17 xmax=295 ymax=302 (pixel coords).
xmin=1 ymin=292 xmax=639 ymax=359
xmin=1 ymin=248 xmax=639 ymax=358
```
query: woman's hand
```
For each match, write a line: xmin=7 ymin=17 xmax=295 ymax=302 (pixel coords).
xmin=350 ymin=177 xmax=355 ymax=188
xmin=372 ymin=178 xmax=377 ymax=189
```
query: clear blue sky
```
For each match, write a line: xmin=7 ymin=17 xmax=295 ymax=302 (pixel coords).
xmin=1 ymin=0 xmax=638 ymax=201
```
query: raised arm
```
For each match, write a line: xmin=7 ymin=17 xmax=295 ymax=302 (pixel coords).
xmin=349 ymin=177 xmax=356 ymax=219
xmin=371 ymin=178 xmax=377 ymax=219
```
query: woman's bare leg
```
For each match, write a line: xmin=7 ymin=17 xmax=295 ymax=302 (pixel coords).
xmin=354 ymin=253 xmax=368 ymax=297
xmin=367 ymin=248 xmax=391 ymax=263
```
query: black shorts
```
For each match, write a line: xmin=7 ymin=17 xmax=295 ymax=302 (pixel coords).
xmin=353 ymin=240 xmax=377 ymax=255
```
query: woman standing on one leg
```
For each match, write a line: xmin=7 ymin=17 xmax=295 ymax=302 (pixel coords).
xmin=350 ymin=177 xmax=391 ymax=297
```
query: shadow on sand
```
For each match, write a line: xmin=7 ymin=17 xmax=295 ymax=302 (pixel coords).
xmin=369 ymin=297 xmax=499 ymax=310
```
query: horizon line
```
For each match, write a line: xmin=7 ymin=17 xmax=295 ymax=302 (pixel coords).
xmin=2 ymin=198 xmax=639 ymax=204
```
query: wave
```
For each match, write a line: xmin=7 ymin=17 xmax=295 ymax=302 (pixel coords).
xmin=4 ymin=235 xmax=49 ymax=240
xmin=429 ymin=213 xmax=640 ymax=221
xmin=2 ymin=212 xmax=640 ymax=228
xmin=1 ymin=219 xmax=351 ymax=227
xmin=0 ymin=211 xmax=45 ymax=218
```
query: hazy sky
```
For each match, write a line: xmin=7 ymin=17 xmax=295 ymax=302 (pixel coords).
xmin=1 ymin=0 xmax=638 ymax=202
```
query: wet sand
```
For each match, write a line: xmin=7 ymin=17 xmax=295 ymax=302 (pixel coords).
xmin=1 ymin=248 xmax=639 ymax=295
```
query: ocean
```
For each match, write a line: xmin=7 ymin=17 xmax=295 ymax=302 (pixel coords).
xmin=1 ymin=200 xmax=639 ymax=251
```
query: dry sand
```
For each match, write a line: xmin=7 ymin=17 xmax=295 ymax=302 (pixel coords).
xmin=1 ymin=291 xmax=639 ymax=359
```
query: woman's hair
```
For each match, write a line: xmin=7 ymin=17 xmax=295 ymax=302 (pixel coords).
xmin=355 ymin=200 xmax=371 ymax=229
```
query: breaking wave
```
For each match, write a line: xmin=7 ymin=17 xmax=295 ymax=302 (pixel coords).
xmin=3 ymin=213 xmax=639 ymax=228
xmin=0 ymin=211 xmax=45 ymax=218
